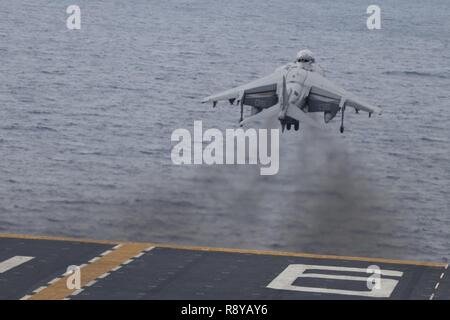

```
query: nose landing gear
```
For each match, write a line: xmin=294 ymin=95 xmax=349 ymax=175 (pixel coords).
xmin=279 ymin=116 xmax=300 ymax=131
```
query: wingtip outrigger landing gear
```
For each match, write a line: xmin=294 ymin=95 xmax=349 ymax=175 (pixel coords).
xmin=339 ymin=98 xmax=346 ymax=134
xmin=239 ymin=99 xmax=244 ymax=123
xmin=236 ymin=91 xmax=245 ymax=123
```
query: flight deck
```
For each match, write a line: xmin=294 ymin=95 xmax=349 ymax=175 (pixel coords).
xmin=0 ymin=234 xmax=448 ymax=300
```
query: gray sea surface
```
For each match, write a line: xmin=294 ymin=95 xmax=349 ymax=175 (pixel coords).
xmin=0 ymin=0 xmax=449 ymax=262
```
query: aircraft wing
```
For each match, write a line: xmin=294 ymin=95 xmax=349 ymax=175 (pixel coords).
xmin=344 ymin=95 xmax=382 ymax=115
xmin=306 ymin=72 xmax=382 ymax=115
xmin=201 ymin=68 xmax=286 ymax=106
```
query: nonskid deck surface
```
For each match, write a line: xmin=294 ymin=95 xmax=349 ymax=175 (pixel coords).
xmin=0 ymin=234 xmax=448 ymax=300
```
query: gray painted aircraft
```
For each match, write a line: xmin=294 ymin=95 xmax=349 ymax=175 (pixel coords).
xmin=202 ymin=50 xmax=382 ymax=133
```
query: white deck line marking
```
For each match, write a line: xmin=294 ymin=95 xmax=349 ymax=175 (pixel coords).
xmin=133 ymin=247 xmax=153 ymax=259
xmin=429 ymin=266 xmax=448 ymax=299
xmin=89 ymin=257 xmax=100 ymax=263
xmin=98 ymin=272 xmax=110 ymax=279
xmin=123 ymin=259 xmax=133 ymax=265
xmin=100 ymin=250 xmax=112 ymax=256
xmin=85 ymin=280 xmax=97 ymax=287
xmin=20 ymin=295 xmax=32 ymax=300
xmin=0 ymin=256 xmax=34 ymax=273
xmin=48 ymin=277 xmax=61 ymax=285
xmin=33 ymin=286 xmax=47 ymax=294
xmin=113 ymin=244 xmax=123 ymax=250
xmin=71 ymin=289 xmax=83 ymax=296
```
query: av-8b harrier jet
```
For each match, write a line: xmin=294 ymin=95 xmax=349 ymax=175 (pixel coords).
xmin=202 ymin=50 xmax=382 ymax=132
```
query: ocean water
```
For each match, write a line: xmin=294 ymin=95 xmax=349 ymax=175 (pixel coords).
xmin=0 ymin=0 xmax=449 ymax=262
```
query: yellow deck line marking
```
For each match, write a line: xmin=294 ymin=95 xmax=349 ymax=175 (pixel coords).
xmin=0 ymin=233 xmax=120 ymax=245
xmin=151 ymin=243 xmax=448 ymax=268
xmin=28 ymin=243 xmax=150 ymax=300
xmin=0 ymin=233 xmax=446 ymax=268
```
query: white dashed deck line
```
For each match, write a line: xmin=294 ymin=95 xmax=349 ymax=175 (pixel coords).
xmin=98 ymin=272 xmax=110 ymax=279
xmin=63 ymin=243 xmax=149 ymax=299
xmin=21 ymin=245 xmax=121 ymax=299
xmin=69 ymin=244 xmax=149 ymax=298
xmin=71 ymin=289 xmax=83 ymax=296
xmin=48 ymin=277 xmax=61 ymax=285
xmin=23 ymin=263 xmax=87 ymax=299
xmin=100 ymin=250 xmax=112 ymax=256
xmin=32 ymin=286 xmax=47 ymax=294
xmin=111 ymin=265 xmax=122 ymax=272
xmin=429 ymin=264 xmax=448 ymax=300
xmin=85 ymin=280 xmax=97 ymax=287
xmin=134 ymin=252 xmax=145 ymax=258
xmin=60 ymin=246 xmax=126 ymax=298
